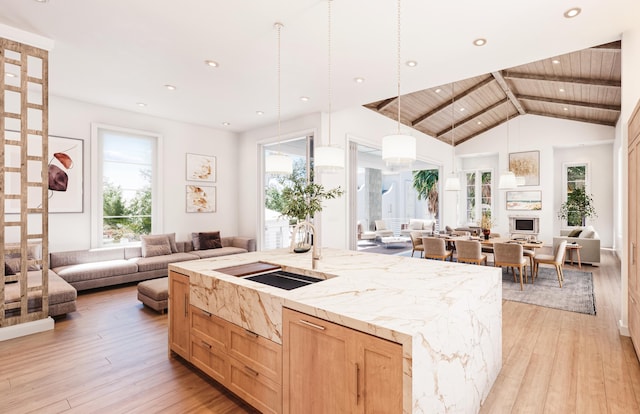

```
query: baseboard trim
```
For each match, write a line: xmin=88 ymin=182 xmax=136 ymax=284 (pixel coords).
xmin=0 ymin=317 xmax=54 ymax=342
xmin=619 ymin=319 xmax=630 ymax=337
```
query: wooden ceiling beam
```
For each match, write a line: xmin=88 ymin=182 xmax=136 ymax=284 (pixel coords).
xmin=491 ymin=71 xmax=526 ymax=115
xmin=590 ymin=41 xmax=622 ymax=51
xmin=527 ymin=110 xmax=617 ymax=127
xmin=411 ymin=76 xmax=495 ymax=127
xmin=503 ymin=71 xmax=621 ymax=88
xmin=517 ymin=95 xmax=620 ymax=112
xmin=376 ymin=97 xmax=397 ymax=111
xmin=455 ymin=113 xmax=522 ymax=146
xmin=436 ymin=98 xmax=509 ymax=138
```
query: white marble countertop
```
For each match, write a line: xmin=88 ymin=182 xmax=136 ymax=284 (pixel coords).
xmin=169 ymin=248 xmax=502 ymax=414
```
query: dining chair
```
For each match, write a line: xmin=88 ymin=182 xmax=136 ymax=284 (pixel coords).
xmin=410 ymin=232 xmax=424 ymax=258
xmin=533 ymin=240 xmax=567 ymax=288
xmin=493 ymin=243 xmax=528 ymax=290
xmin=422 ymin=237 xmax=453 ymax=261
xmin=455 ymin=240 xmax=487 ymax=265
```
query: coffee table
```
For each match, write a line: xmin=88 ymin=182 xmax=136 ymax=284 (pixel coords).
xmin=379 ymin=236 xmax=410 ymax=248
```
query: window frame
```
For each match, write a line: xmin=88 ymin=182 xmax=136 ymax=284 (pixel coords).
xmin=90 ymin=123 xmax=163 ymax=248
xmin=561 ymin=161 xmax=590 ymax=228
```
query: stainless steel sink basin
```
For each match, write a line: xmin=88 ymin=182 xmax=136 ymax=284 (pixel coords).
xmin=243 ymin=270 xmax=325 ymax=290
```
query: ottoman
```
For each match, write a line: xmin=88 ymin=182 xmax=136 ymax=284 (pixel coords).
xmin=137 ymin=277 xmax=168 ymax=313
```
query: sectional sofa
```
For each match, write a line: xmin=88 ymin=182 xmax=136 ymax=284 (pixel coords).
xmin=50 ymin=234 xmax=256 ymax=291
xmin=552 ymin=228 xmax=600 ymax=266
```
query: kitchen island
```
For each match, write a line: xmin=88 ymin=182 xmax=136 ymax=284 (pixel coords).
xmin=169 ymin=248 xmax=502 ymax=414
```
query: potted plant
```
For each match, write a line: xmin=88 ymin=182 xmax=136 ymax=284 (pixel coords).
xmin=557 ymin=187 xmax=597 ymax=227
xmin=480 ymin=210 xmax=494 ymax=240
xmin=273 ymin=169 xmax=344 ymax=252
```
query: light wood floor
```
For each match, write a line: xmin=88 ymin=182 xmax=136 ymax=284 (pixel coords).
xmin=1 ymin=250 xmax=639 ymax=413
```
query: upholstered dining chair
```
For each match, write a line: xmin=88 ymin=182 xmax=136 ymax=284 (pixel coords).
xmin=533 ymin=240 xmax=567 ymax=288
xmin=410 ymin=232 xmax=424 ymax=258
xmin=493 ymin=243 xmax=528 ymax=290
xmin=455 ymin=240 xmax=487 ymax=265
xmin=422 ymin=237 xmax=452 ymax=261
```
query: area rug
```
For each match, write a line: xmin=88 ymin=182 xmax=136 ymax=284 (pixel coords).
xmin=500 ymin=266 xmax=596 ymax=315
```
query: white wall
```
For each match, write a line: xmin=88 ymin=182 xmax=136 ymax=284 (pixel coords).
xmin=47 ymin=96 xmax=239 ymax=252
xmin=457 ymin=115 xmax=615 ymax=246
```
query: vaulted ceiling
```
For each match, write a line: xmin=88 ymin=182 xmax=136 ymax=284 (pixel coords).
xmin=364 ymin=41 xmax=621 ymax=146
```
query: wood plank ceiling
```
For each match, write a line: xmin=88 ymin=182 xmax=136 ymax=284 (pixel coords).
xmin=364 ymin=41 xmax=622 ymax=147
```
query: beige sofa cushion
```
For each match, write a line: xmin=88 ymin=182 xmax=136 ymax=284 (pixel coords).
xmin=53 ymin=259 xmax=139 ymax=283
xmin=130 ymin=252 xmax=197 ymax=272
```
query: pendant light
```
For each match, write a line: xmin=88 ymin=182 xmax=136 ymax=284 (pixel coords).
xmin=314 ymin=0 xmax=344 ymax=173
xmin=445 ymin=83 xmax=460 ymax=191
xmin=381 ymin=0 xmax=416 ymax=168
xmin=265 ymin=22 xmax=293 ymax=175
xmin=498 ymin=105 xmax=518 ymax=189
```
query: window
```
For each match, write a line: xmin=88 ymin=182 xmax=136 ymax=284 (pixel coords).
xmin=563 ymin=163 xmax=588 ymax=227
xmin=91 ymin=124 xmax=162 ymax=247
xmin=464 ymin=170 xmax=493 ymax=224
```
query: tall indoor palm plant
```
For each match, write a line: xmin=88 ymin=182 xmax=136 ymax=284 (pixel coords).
xmin=412 ymin=169 xmax=439 ymax=219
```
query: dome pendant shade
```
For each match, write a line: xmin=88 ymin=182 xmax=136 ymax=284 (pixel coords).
xmin=445 ymin=175 xmax=461 ymax=191
xmin=265 ymin=152 xmax=293 ymax=175
xmin=315 ymin=145 xmax=344 ymax=172
xmin=382 ymin=133 xmax=416 ymax=167
xmin=498 ymin=171 xmax=518 ymax=189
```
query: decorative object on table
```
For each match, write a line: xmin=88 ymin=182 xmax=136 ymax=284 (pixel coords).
xmin=506 ymin=190 xmax=542 ymax=211
xmin=186 ymin=185 xmax=216 ymax=213
xmin=509 ymin=150 xmax=540 ymax=186
xmin=186 ymin=153 xmax=216 ymax=182
xmin=480 ymin=210 xmax=494 ymax=240
xmin=557 ymin=187 xmax=597 ymax=226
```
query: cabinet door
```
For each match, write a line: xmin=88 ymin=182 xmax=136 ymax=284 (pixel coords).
xmin=630 ymin=142 xmax=638 ymax=299
xmin=169 ymin=271 xmax=190 ymax=359
xmin=283 ymin=308 xmax=352 ymax=414
xmin=355 ymin=330 xmax=403 ymax=414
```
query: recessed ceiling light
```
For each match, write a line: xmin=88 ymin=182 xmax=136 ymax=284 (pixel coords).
xmin=563 ymin=107 xmax=569 ymax=111
xmin=435 ymin=88 xmax=442 ymax=94
xmin=222 ymin=122 xmax=231 ymax=126
xmin=6 ymin=72 xmax=16 ymax=78
xmin=405 ymin=60 xmax=417 ymax=67
xmin=564 ymin=7 xmax=581 ymax=18
xmin=473 ymin=38 xmax=487 ymax=47
xmin=552 ymin=59 xmax=560 ymax=64
xmin=477 ymin=121 xmax=483 ymax=125
xmin=300 ymin=96 xmax=310 ymax=102
xmin=33 ymin=0 xmax=48 ymax=3
xmin=204 ymin=60 xmax=219 ymax=68
xmin=459 ymin=107 xmax=465 ymax=112
xmin=256 ymin=111 xmax=264 ymax=116
xmin=353 ymin=77 xmax=365 ymax=83
xmin=136 ymin=102 xmax=147 ymax=107
xmin=164 ymin=84 xmax=176 ymax=90
xmin=559 ymin=88 xmax=565 ymax=93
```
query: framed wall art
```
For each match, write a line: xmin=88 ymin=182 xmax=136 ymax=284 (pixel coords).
xmin=186 ymin=185 xmax=216 ymax=213
xmin=186 ymin=153 xmax=216 ymax=182
xmin=509 ymin=150 xmax=540 ymax=186
xmin=506 ymin=191 xmax=542 ymax=211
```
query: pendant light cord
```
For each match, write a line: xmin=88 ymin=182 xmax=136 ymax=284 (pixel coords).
xmin=451 ymin=83 xmax=455 ymax=173
xmin=396 ymin=0 xmax=402 ymax=135
xmin=276 ymin=22 xmax=283 ymax=153
xmin=327 ymin=0 xmax=332 ymax=146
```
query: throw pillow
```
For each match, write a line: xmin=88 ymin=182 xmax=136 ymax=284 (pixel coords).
xmin=5 ymin=243 xmax=42 ymax=272
xmin=140 ymin=233 xmax=178 ymax=253
xmin=4 ymin=263 xmax=17 ymax=284
xmin=192 ymin=231 xmax=222 ymax=250
xmin=567 ymin=229 xmax=582 ymax=237
xmin=581 ymin=230 xmax=595 ymax=238
xmin=140 ymin=235 xmax=172 ymax=258
xmin=408 ymin=220 xmax=423 ymax=230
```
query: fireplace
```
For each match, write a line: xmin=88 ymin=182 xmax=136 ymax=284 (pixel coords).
xmin=509 ymin=216 xmax=539 ymax=235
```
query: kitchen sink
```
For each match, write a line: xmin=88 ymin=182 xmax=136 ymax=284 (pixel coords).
xmin=243 ymin=270 xmax=325 ymax=290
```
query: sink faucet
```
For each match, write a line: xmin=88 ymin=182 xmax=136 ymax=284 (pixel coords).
xmin=290 ymin=221 xmax=321 ymax=269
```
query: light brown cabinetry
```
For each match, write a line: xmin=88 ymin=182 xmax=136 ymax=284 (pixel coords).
xmin=282 ymin=308 xmax=403 ymax=414
xmin=168 ymin=270 xmax=190 ymax=359
xmin=629 ymin=99 xmax=640 ymax=360
xmin=189 ymin=305 xmax=282 ymax=414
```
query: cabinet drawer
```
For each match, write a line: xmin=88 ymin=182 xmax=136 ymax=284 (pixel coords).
xmin=190 ymin=334 xmax=229 ymax=384
xmin=191 ymin=305 xmax=227 ymax=351
xmin=228 ymin=323 xmax=282 ymax=383
xmin=228 ymin=355 xmax=282 ymax=414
